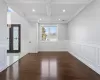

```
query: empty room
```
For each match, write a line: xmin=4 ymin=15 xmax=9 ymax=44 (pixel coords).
xmin=0 ymin=0 xmax=100 ymax=80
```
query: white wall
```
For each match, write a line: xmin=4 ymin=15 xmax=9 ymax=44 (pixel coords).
xmin=67 ymin=0 xmax=100 ymax=74
xmin=0 ymin=0 xmax=7 ymax=72
xmin=38 ymin=23 xmax=68 ymax=51
xmin=11 ymin=12 xmax=37 ymax=56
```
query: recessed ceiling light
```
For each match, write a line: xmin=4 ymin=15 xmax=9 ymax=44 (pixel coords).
xmin=63 ymin=9 xmax=66 ymax=12
xmin=59 ymin=19 xmax=61 ymax=20
xmin=40 ymin=18 xmax=42 ymax=20
xmin=32 ymin=9 xmax=35 ymax=12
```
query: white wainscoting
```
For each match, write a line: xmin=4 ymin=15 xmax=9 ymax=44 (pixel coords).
xmin=0 ymin=45 xmax=7 ymax=72
xmin=98 ymin=49 xmax=100 ymax=67
xmin=67 ymin=41 xmax=100 ymax=74
xmin=39 ymin=40 xmax=68 ymax=52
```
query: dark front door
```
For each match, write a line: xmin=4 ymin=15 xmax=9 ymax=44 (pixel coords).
xmin=7 ymin=24 xmax=21 ymax=53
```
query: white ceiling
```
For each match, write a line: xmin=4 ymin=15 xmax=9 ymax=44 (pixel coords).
xmin=5 ymin=0 xmax=93 ymax=23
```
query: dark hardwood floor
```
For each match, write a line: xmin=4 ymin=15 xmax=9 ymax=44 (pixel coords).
xmin=0 ymin=52 xmax=100 ymax=80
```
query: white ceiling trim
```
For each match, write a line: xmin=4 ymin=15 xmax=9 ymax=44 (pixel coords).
xmin=67 ymin=0 xmax=94 ymax=23
xmin=46 ymin=0 xmax=52 ymax=16
xmin=52 ymin=2 xmax=90 ymax=4
xmin=46 ymin=4 xmax=52 ymax=16
xmin=39 ymin=21 xmax=68 ymax=24
xmin=5 ymin=0 xmax=91 ymax=4
xmin=4 ymin=0 xmax=45 ymax=4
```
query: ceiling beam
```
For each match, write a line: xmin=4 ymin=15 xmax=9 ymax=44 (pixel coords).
xmin=52 ymin=1 xmax=91 ymax=4
xmin=52 ymin=0 xmax=94 ymax=4
xmin=46 ymin=4 xmax=52 ymax=16
xmin=39 ymin=21 xmax=68 ymax=24
xmin=4 ymin=0 xmax=45 ymax=4
xmin=5 ymin=0 xmax=92 ymax=4
xmin=46 ymin=0 xmax=52 ymax=16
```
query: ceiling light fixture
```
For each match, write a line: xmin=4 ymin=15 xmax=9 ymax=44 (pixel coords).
xmin=32 ymin=9 xmax=35 ymax=12
xmin=59 ymin=19 xmax=61 ymax=20
xmin=40 ymin=18 xmax=42 ymax=20
xmin=63 ymin=9 xmax=66 ymax=12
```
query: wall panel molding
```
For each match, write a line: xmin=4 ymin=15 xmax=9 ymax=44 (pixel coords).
xmin=98 ymin=49 xmax=100 ymax=67
xmin=0 ymin=45 xmax=7 ymax=72
xmin=39 ymin=40 xmax=68 ymax=51
xmin=68 ymin=41 xmax=100 ymax=74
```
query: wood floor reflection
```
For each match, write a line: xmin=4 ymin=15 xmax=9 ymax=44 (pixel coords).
xmin=0 ymin=52 xmax=100 ymax=80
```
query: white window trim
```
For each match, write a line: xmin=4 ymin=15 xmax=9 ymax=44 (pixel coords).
xmin=40 ymin=25 xmax=58 ymax=42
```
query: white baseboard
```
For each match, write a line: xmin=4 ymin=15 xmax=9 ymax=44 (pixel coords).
xmin=69 ymin=51 xmax=100 ymax=75
xmin=0 ymin=63 xmax=7 ymax=72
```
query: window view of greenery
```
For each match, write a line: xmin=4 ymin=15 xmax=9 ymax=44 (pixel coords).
xmin=41 ymin=26 xmax=57 ymax=41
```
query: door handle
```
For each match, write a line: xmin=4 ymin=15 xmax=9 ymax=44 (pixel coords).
xmin=7 ymin=38 xmax=9 ymax=39
xmin=29 ymin=41 xmax=31 ymax=43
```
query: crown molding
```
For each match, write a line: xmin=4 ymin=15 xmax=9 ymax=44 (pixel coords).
xmin=5 ymin=0 xmax=92 ymax=4
xmin=67 ymin=0 xmax=94 ymax=23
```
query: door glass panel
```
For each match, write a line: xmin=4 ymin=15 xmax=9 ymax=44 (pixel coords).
xmin=13 ymin=27 xmax=19 ymax=50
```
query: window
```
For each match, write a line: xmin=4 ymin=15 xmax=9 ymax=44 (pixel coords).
xmin=41 ymin=25 xmax=58 ymax=41
xmin=7 ymin=7 xmax=14 ymax=25
xmin=8 ymin=7 xmax=14 ymax=12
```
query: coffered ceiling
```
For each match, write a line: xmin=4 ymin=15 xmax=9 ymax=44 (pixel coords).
xmin=5 ymin=0 xmax=94 ymax=23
